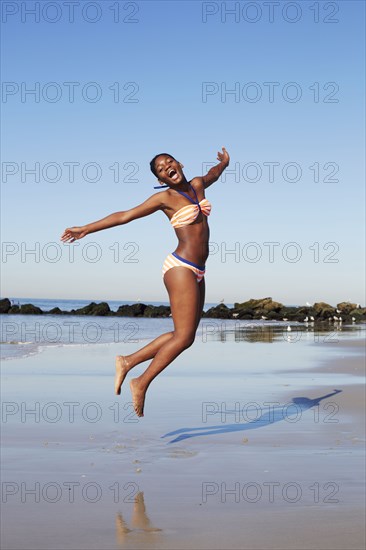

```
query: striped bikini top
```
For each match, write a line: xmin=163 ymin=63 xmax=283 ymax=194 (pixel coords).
xmin=170 ymin=185 xmax=211 ymax=229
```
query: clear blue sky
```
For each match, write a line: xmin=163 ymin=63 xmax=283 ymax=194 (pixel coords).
xmin=1 ymin=0 xmax=365 ymax=306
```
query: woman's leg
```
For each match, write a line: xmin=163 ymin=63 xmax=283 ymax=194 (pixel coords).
xmin=115 ymin=272 xmax=205 ymax=395
xmin=115 ymin=331 xmax=174 ymax=395
xmin=129 ymin=266 xmax=201 ymax=416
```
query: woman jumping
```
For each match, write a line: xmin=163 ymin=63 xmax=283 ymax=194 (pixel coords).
xmin=61 ymin=147 xmax=230 ymax=416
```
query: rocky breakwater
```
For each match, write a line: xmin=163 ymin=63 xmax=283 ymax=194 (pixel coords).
xmin=203 ymin=297 xmax=366 ymax=323
xmin=0 ymin=297 xmax=365 ymax=322
xmin=0 ymin=298 xmax=171 ymax=318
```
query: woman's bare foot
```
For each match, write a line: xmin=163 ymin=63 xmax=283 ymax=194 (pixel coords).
xmin=130 ymin=378 xmax=146 ymax=417
xmin=115 ymin=356 xmax=129 ymax=395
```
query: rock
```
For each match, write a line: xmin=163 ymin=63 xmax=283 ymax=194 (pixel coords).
xmin=72 ymin=302 xmax=110 ymax=316
xmin=143 ymin=305 xmax=171 ymax=317
xmin=19 ymin=304 xmax=43 ymax=315
xmin=235 ymin=297 xmax=283 ymax=313
xmin=90 ymin=302 xmax=111 ymax=316
xmin=262 ymin=300 xmax=283 ymax=313
xmin=47 ymin=307 xmax=63 ymax=315
xmin=296 ymin=306 xmax=313 ymax=316
xmin=0 ymin=298 xmax=11 ymax=313
xmin=265 ymin=311 xmax=280 ymax=320
xmin=8 ymin=305 xmax=20 ymax=314
xmin=232 ymin=297 xmax=283 ymax=320
xmin=278 ymin=307 xmax=302 ymax=321
xmin=312 ymin=302 xmax=335 ymax=319
xmin=203 ymin=304 xmax=232 ymax=319
xmin=349 ymin=308 xmax=366 ymax=320
xmin=115 ymin=303 xmax=171 ymax=318
xmin=234 ymin=310 xmax=254 ymax=319
xmin=115 ymin=303 xmax=147 ymax=317
xmin=337 ymin=302 xmax=358 ymax=315
xmin=234 ymin=297 xmax=270 ymax=310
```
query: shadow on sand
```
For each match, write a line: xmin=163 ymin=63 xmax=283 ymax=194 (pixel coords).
xmin=162 ymin=389 xmax=342 ymax=444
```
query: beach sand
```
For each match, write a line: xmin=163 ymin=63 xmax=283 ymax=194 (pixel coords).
xmin=1 ymin=329 xmax=365 ymax=549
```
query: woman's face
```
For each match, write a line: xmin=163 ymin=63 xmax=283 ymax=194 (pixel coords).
xmin=155 ymin=155 xmax=185 ymax=186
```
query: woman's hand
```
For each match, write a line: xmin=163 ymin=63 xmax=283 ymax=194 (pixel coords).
xmin=217 ymin=147 xmax=230 ymax=167
xmin=60 ymin=226 xmax=88 ymax=243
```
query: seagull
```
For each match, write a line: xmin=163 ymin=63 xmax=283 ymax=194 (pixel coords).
xmin=232 ymin=313 xmax=239 ymax=318
xmin=282 ymin=318 xmax=288 ymax=321
xmin=304 ymin=317 xmax=309 ymax=322
xmin=333 ymin=316 xmax=339 ymax=321
xmin=261 ymin=316 xmax=267 ymax=320
xmin=336 ymin=309 xmax=341 ymax=314
xmin=220 ymin=298 xmax=225 ymax=303
xmin=287 ymin=326 xmax=291 ymax=332
xmin=339 ymin=316 xmax=342 ymax=323
xmin=306 ymin=302 xmax=311 ymax=307
xmin=352 ymin=317 xmax=356 ymax=322
xmin=310 ymin=316 xmax=315 ymax=321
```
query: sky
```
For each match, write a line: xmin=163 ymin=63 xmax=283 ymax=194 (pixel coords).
xmin=1 ymin=0 xmax=365 ymax=306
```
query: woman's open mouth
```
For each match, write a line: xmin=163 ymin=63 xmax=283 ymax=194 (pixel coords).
xmin=168 ymin=169 xmax=179 ymax=181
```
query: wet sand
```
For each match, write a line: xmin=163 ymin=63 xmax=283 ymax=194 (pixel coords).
xmin=1 ymin=330 xmax=365 ymax=549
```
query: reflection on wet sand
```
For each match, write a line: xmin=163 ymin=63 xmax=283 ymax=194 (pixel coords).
xmin=205 ymin=322 xmax=361 ymax=343
xmin=116 ymin=492 xmax=162 ymax=547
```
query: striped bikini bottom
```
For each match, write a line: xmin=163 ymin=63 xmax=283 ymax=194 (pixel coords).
xmin=162 ymin=252 xmax=205 ymax=283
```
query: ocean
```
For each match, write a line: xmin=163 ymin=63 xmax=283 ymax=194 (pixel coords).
xmin=1 ymin=297 xmax=364 ymax=362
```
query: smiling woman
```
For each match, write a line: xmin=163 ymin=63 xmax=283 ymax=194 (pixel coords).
xmin=150 ymin=153 xmax=177 ymax=180
xmin=61 ymin=147 xmax=230 ymax=417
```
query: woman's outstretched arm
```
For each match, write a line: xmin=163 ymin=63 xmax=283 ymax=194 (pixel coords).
xmin=61 ymin=193 xmax=164 ymax=243
xmin=202 ymin=147 xmax=230 ymax=188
